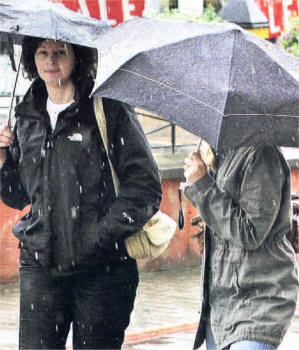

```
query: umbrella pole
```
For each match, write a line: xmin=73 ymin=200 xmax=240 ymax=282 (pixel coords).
xmin=177 ymin=138 xmax=203 ymax=229
xmin=195 ymin=138 xmax=202 ymax=153
xmin=7 ymin=53 xmax=22 ymax=129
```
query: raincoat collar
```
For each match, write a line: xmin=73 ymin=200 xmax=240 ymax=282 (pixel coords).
xmin=15 ymin=78 xmax=94 ymax=119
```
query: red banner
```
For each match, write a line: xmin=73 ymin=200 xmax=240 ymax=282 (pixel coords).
xmin=51 ymin=1 xmax=299 ymax=36
xmin=51 ymin=0 xmax=145 ymax=26
xmin=254 ymin=0 xmax=299 ymax=38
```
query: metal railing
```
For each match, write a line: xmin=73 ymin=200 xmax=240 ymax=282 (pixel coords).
xmin=136 ymin=109 xmax=196 ymax=154
xmin=0 ymin=96 xmax=196 ymax=154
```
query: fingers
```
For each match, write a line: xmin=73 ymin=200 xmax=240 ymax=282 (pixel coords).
xmin=0 ymin=126 xmax=14 ymax=148
xmin=183 ymin=150 xmax=207 ymax=185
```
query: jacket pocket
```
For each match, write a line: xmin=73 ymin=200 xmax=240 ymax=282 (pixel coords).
xmin=73 ymin=210 xmax=102 ymax=263
xmin=12 ymin=210 xmax=32 ymax=239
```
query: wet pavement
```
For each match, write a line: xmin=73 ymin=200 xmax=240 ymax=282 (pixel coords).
xmin=1 ymin=266 xmax=298 ymax=349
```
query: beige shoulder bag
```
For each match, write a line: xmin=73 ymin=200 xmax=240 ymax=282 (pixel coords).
xmin=93 ymin=97 xmax=177 ymax=259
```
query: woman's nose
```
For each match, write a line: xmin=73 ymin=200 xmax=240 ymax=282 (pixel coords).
xmin=46 ymin=53 xmax=56 ymax=64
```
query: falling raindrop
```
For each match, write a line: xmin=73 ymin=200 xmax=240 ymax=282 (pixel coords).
xmin=115 ymin=242 xmax=119 ymax=250
xmin=31 ymin=303 xmax=34 ymax=310
xmin=79 ymin=185 xmax=83 ymax=194
xmin=120 ymin=137 xmax=124 ymax=146
xmin=71 ymin=207 xmax=77 ymax=218
xmin=58 ymin=78 xmax=61 ymax=87
xmin=35 ymin=252 xmax=39 ymax=260
xmin=41 ymin=149 xmax=45 ymax=158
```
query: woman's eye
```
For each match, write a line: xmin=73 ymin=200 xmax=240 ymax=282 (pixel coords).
xmin=56 ymin=50 xmax=67 ymax=56
xmin=37 ymin=50 xmax=47 ymax=56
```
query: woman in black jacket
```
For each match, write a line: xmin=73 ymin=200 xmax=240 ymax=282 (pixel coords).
xmin=0 ymin=36 xmax=162 ymax=349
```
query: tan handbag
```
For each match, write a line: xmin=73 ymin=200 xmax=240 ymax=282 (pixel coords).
xmin=93 ymin=97 xmax=177 ymax=259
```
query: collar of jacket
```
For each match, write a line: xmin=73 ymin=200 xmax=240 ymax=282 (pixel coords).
xmin=15 ymin=78 xmax=94 ymax=120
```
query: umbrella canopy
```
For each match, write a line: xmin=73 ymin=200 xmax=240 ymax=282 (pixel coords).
xmin=218 ymin=0 xmax=269 ymax=29
xmin=0 ymin=0 xmax=110 ymax=124
xmin=92 ymin=17 xmax=299 ymax=150
xmin=0 ymin=0 xmax=110 ymax=48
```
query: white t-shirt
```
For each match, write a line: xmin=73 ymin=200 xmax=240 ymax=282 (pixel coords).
xmin=46 ymin=98 xmax=73 ymax=130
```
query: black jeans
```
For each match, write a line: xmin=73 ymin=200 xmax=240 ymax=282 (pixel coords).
xmin=19 ymin=259 xmax=138 ymax=349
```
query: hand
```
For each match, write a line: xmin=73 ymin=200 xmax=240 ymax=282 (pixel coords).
xmin=0 ymin=125 xmax=13 ymax=168
xmin=184 ymin=151 xmax=207 ymax=185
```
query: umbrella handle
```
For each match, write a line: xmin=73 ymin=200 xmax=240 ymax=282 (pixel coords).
xmin=178 ymin=187 xmax=184 ymax=230
xmin=8 ymin=53 xmax=22 ymax=129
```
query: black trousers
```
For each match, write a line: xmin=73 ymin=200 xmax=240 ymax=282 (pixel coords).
xmin=19 ymin=259 xmax=138 ymax=349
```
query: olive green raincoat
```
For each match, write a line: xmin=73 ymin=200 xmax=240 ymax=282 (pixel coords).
xmin=185 ymin=146 xmax=298 ymax=350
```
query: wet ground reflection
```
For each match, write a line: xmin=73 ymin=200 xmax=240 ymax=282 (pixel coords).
xmin=1 ymin=266 xmax=298 ymax=349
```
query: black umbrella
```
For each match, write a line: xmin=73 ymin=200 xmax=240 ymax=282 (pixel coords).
xmin=92 ymin=17 xmax=299 ymax=150
xmin=0 ymin=0 xmax=110 ymax=124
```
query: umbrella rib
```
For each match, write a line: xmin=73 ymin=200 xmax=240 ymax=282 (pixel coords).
xmin=119 ymin=68 xmax=223 ymax=115
xmin=225 ymin=113 xmax=299 ymax=118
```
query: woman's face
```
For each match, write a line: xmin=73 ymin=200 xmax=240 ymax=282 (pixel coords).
xmin=34 ymin=40 xmax=75 ymax=88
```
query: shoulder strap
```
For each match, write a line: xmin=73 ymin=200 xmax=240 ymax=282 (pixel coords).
xmin=93 ymin=96 xmax=120 ymax=196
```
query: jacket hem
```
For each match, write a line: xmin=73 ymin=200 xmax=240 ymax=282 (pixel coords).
xmin=218 ymin=331 xmax=283 ymax=350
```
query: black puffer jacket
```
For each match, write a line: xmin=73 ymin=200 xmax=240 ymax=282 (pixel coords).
xmin=0 ymin=79 xmax=162 ymax=272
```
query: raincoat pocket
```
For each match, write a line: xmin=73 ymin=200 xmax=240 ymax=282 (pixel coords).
xmin=12 ymin=210 xmax=32 ymax=239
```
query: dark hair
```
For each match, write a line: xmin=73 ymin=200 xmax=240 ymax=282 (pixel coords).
xmin=21 ymin=36 xmax=97 ymax=86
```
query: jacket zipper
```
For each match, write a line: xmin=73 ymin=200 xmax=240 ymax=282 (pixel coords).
xmin=45 ymin=130 xmax=54 ymax=149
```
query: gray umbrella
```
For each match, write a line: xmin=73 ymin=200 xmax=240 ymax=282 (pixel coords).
xmin=0 ymin=0 xmax=109 ymax=48
xmin=92 ymin=17 xmax=299 ymax=150
xmin=0 ymin=0 xmax=110 ymax=124
xmin=218 ymin=0 xmax=269 ymax=29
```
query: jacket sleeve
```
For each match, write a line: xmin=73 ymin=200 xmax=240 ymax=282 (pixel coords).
xmin=0 ymin=127 xmax=30 ymax=210
xmin=184 ymin=146 xmax=290 ymax=250
xmin=97 ymin=102 xmax=162 ymax=246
